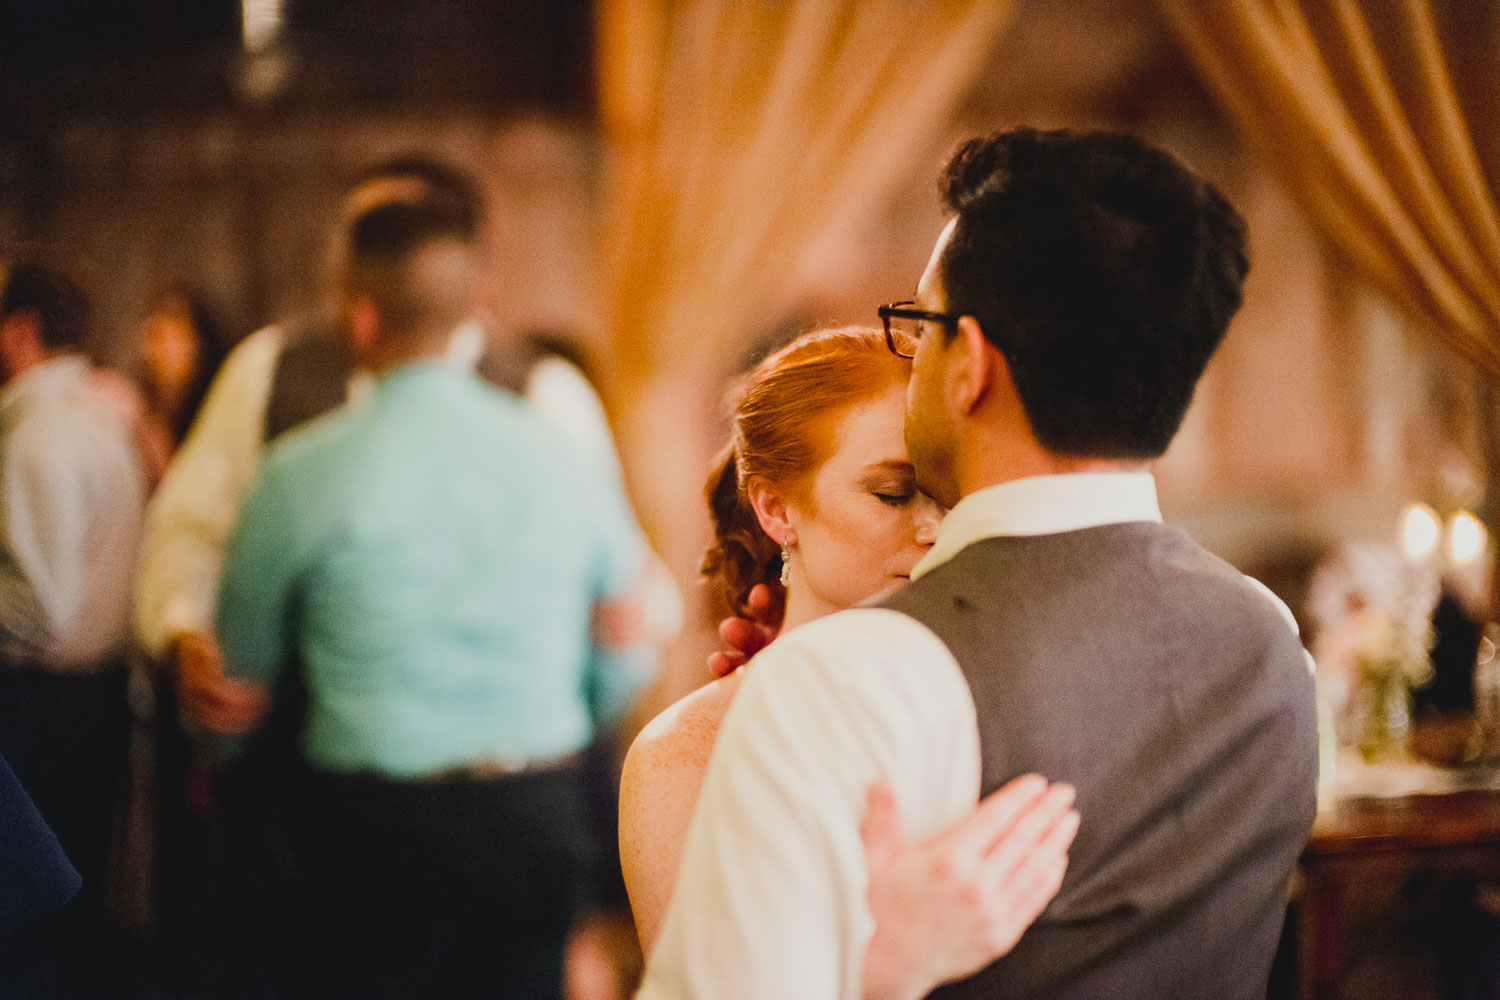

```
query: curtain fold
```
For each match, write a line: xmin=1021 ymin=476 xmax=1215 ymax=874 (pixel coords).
xmin=1161 ymin=0 xmax=1500 ymax=622
xmin=593 ymin=0 xmax=1016 ymax=589
xmin=1159 ymin=0 xmax=1500 ymax=375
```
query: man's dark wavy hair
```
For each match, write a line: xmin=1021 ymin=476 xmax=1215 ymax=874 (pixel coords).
xmin=936 ymin=128 xmax=1249 ymax=459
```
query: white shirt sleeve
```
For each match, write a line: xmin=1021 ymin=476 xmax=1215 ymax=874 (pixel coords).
xmin=134 ymin=325 xmax=284 ymax=658
xmin=637 ymin=608 xmax=981 ymax=1000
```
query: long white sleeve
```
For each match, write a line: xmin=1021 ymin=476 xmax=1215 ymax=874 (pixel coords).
xmin=134 ymin=325 xmax=284 ymax=658
xmin=637 ymin=608 xmax=981 ymax=1000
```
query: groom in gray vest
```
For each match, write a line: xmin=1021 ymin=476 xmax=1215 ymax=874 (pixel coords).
xmin=639 ymin=129 xmax=1318 ymax=1000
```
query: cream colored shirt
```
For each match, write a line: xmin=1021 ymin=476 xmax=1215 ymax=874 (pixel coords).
xmin=638 ymin=474 xmax=1181 ymax=1000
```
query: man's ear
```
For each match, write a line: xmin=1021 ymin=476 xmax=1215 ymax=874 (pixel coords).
xmin=951 ymin=315 xmax=993 ymax=416
xmin=747 ymin=481 xmax=796 ymax=547
xmin=0 ymin=313 xmax=21 ymax=356
xmin=346 ymin=296 xmax=380 ymax=352
xmin=0 ymin=310 xmax=40 ymax=368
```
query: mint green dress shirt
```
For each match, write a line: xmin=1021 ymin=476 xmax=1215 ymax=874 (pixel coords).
xmin=216 ymin=361 xmax=650 ymax=778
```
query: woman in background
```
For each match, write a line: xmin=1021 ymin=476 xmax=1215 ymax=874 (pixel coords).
xmin=135 ymin=285 xmax=229 ymax=473
xmin=88 ymin=285 xmax=231 ymax=487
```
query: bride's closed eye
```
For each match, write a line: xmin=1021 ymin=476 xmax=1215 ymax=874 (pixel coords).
xmin=873 ymin=491 xmax=915 ymax=507
xmin=860 ymin=460 xmax=919 ymax=508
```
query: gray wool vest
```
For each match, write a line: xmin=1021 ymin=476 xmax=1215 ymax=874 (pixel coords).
xmin=881 ymin=523 xmax=1317 ymax=1000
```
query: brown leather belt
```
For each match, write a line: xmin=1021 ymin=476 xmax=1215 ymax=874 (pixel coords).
xmin=418 ymin=750 xmax=584 ymax=784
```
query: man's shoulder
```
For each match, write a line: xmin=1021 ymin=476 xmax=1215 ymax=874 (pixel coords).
xmin=466 ymin=382 xmax=617 ymax=493
xmin=885 ymin=523 xmax=1304 ymax=659
xmin=895 ymin=523 xmax=1276 ymax=605
xmin=5 ymin=375 xmax=127 ymax=459
xmin=257 ymin=401 xmax=364 ymax=484
xmin=1143 ymin=529 xmax=1306 ymax=641
xmin=458 ymin=371 xmax=537 ymax=427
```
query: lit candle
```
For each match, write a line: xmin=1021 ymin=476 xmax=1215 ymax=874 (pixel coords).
xmin=1399 ymin=503 xmax=1441 ymax=562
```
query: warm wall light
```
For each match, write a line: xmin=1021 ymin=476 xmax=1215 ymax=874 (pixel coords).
xmin=242 ymin=0 xmax=284 ymax=53
xmin=1447 ymin=511 xmax=1488 ymax=566
xmin=1400 ymin=503 xmax=1442 ymax=561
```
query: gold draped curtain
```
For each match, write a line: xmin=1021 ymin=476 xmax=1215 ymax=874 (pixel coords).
xmin=1162 ymin=0 xmax=1500 ymax=617
xmin=592 ymin=0 xmax=1015 ymax=603
xmin=1160 ymin=0 xmax=1500 ymax=375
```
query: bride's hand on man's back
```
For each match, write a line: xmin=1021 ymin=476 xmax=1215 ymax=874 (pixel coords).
xmin=860 ymin=775 xmax=1079 ymax=1000
xmin=707 ymin=583 xmax=783 ymax=677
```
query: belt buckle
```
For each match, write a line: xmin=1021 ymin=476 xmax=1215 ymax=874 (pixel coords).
xmin=467 ymin=756 xmax=528 ymax=780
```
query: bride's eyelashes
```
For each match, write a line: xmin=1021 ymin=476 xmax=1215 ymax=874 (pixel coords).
xmin=873 ymin=491 xmax=916 ymax=507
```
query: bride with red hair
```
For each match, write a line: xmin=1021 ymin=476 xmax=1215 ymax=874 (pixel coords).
xmin=620 ymin=327 xmax=1078 ymax=998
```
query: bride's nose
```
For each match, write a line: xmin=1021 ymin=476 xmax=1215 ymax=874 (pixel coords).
xmin=913 ymin=496 xmax=942 ymax=547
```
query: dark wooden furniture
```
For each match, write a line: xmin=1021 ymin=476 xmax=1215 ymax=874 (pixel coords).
xmin=1298 ymin=787 xmax=1500 ymax=999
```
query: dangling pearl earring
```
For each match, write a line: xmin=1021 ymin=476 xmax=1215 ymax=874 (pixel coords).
xmin=780 ymin=543 xmax=792 ymax=589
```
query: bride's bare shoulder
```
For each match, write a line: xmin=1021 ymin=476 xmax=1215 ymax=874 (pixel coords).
xmin=624 ymin=670 xmax=744 ymax=782
xmin=620 ymin=671 xmax=747 ymax=948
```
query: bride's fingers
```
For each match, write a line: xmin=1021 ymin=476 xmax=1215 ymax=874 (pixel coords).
xmin=984 ymin=798 xmax=1079 ymax=892
xmin=999 ymin=819 xmax=1075 ymax=918
xmin=707 ymin=649 xmax=747 ymax=678
xmin=746 ymin=583 xmax=782 ymax=626
xmin=995 ymin=847 xmax=1071 ymax=943
xmin=720 ymin=617 xmax=761 ymax=653
xmin=932 ymin=774 xmax=1050 ymax=861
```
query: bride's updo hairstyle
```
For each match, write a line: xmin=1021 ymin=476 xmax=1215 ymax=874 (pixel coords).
xmin=702 ymin=326 xmax=912 ymax=622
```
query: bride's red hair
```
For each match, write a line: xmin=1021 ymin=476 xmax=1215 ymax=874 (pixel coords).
xmin=701 ymin=326 xmax=912 ymax=621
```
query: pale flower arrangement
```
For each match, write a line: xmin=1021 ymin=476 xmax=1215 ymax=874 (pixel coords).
xmin=1309 ymin=543 xmax=1439 ymax=762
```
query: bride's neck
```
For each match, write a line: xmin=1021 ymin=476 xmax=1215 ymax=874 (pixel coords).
xmin=778 ymin=572 xmax=840 ymax=634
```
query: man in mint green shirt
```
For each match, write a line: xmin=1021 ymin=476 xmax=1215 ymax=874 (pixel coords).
xmin=215 ymin=195 xmax=651 ymax=1000
xmin=217 ymin=355 xmax=648 ymax=778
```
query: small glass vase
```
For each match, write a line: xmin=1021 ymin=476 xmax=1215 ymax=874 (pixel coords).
xmin=1357 ymin=669 xmax=1412 ymax=765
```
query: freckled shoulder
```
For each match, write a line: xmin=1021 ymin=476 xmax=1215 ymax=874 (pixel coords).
xmin=631 ymin=671 xmax=744 ymax=770
xmin=619 ymin=670 xmax=746 ymax=952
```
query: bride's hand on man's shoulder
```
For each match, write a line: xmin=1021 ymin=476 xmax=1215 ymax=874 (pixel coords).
xmin=707 ymin=583 xmax=783 ymax=678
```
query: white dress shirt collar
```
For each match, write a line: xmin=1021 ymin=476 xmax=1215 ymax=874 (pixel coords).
xmin=911 ymin=471 xmax=1162 ymax=581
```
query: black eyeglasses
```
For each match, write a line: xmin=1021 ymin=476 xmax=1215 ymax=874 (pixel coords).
xmin=878 ymin=301 xmax=963 ymax=358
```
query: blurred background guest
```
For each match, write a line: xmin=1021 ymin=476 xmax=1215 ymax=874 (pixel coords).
xmin=134 ymin=285 xmax=231 ymax=476
xmin=0 ymin=261 xmax=147 ymax=998
xmin=0 ymin=750 xmax=81 ymax=934
xmin=133 ymin=158 xmax=496 ymax=1000
xmin=210 ymin=194 xmax=652 ymax=999
xmin=134 ymin=156 xmax=488 ymax=700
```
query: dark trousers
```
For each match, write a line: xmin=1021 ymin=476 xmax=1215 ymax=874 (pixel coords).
xmin=148 ymin=672 xmax=309 ymax=1000
xmin=0 ymin=662 xmax=130 ymax=999
xmin=301 ymin=766 xmax=593 ymax=1000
